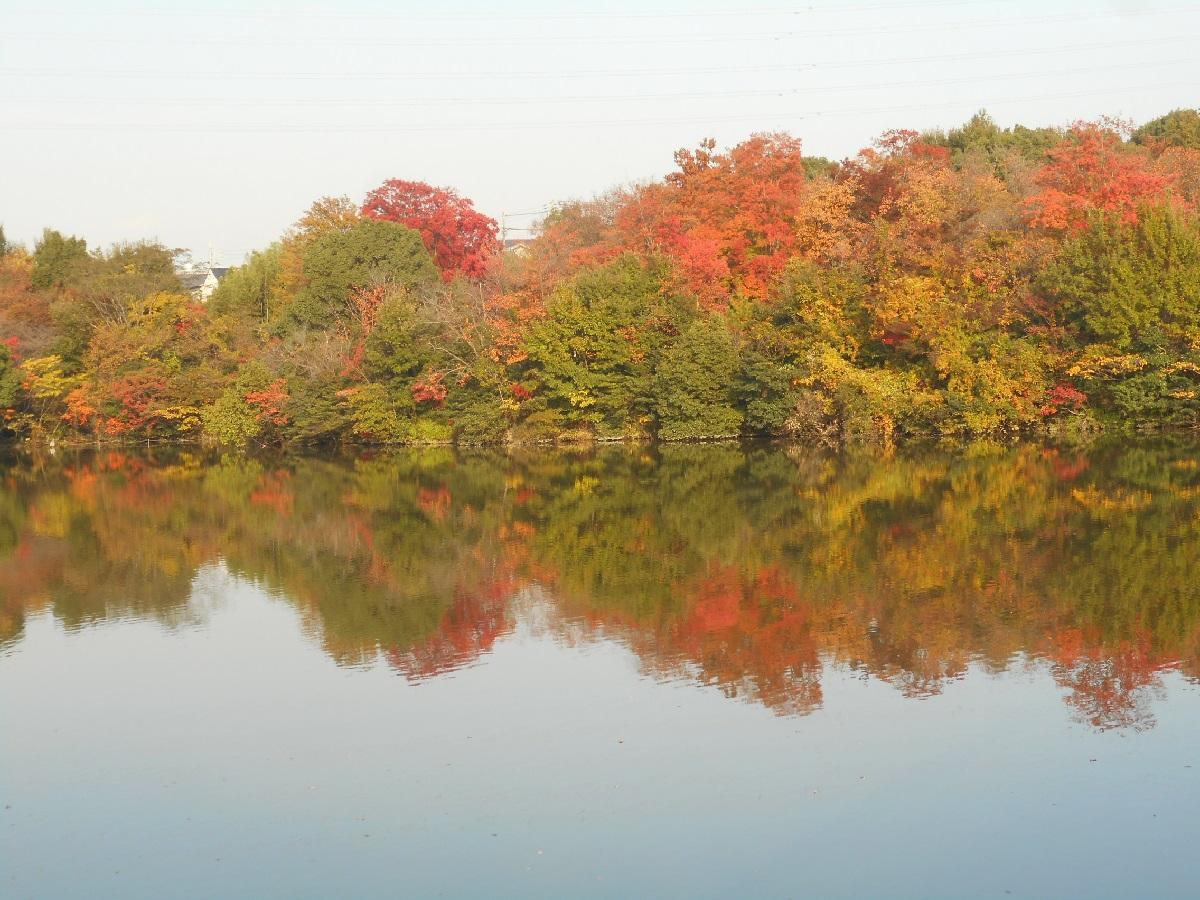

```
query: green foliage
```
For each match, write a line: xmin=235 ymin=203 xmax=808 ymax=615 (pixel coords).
xmin=933 ymin=332 xmax=1050 ymax=434
xmin=363 ymin=292 xmax=435 ymax=388
xmin=734 ymin=261 xmax=870 ymax=436
xmin=801 ymin=156 xmax=838 ymax=180
xmin=290 ymin=220 xmax=438 ymax=328
xmin=200 ymin=362 xmax=276 ymax=448
xmin=1132 ymin=108 xmax=1200 ymax=149
xmin=799 ymin=346 xmax=942 ymax=444
xmin=446 ymin=388 xmax=510 ymax=445
xmin=0 ymin=343 xmax=21 ymax=410
xmin=522 ymin=255 xmax=688 ymax=438
xmin=1040 ymin=206 xmax=1200 ymax=426
xmin=41 ymin=242 xmax=182 ymax=368
xmin=209 ymin=245 xmax=282 ymax=324
xmin=654 ymin=317 xmax=743 ymax=440
xmin=1042 ymin=205 xmax=1200 ymax=353
xmin=340 ymin=381 xmax=406 ymax=442
xmin=202 ymin=387 xmax=262 ymax=448
xmin=31 ymin=229 xmax=88 ymax=291
xmin=283 ymin=372 xmax=348 ymax=443
xmin=1109 ymin=365 xmax=1200 ymax=427
xmin=926 ymin=110 xmax=1062 ymax=179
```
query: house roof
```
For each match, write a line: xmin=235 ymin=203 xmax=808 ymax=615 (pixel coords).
xmin=176 ymin=266 xmax=230 ymax=292
xmin=177 ymin=270 xmax=210 ymax=290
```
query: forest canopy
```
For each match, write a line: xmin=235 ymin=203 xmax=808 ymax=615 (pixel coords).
xmin=3 ymin=108 xmax=1200 ymax=448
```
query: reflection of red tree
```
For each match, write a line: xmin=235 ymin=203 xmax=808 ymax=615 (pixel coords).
xmin=575 ymin=564 xmax=826 ymax=716
xmin=250 ymin=470 xmax=294 ymax=517
xmin=417 ymin=485 xmax=452 ymax=523
xmin=1042 ymin=448 xmax=1090 ymax=482
xmin=1050 ymin=629 xmax=1167 ymax=731
xmin=386 ymin=577 xmax=516 ymax=680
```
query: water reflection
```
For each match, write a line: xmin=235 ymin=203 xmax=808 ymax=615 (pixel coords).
xmin=3 ymin=441 xmax=1199 ymax=730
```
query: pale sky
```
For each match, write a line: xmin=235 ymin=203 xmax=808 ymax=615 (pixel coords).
xmin=1 ymin=0 xmax=1197 ymax=263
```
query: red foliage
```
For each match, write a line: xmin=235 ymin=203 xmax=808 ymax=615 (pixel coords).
xmin=339 ymin=286 xmax=390 ymax=377
xmin=411 ymin=370 xmax=448 ymax=405
xmin=62 ymin=387 xmax=96 ymax=428
xmin=362 ymin=179 xmax=498 ymax=280
xmin=417 ymin=485 xmax=452 ymax=522
xmin=99 ymin=372 xmax=171 ymax=434
xmin=245 ymin=378 xmax=291 ymax=426
xmin=249 ymin=471 xmax=294 ymax=516
xmin=613 ymin=133 xmax=810 ymax=307
xmin=838 ymin=129 xmax=953 ymax=223
xmin=1040 ymin=382 xmax=1088 ymax=417
xmin=1026 ymin=122 xmax=1176 ymax=231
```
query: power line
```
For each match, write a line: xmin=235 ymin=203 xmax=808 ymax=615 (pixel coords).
xmin=1 ymin=34 xmax=1191 ymax=82
xmin=8 ymin=6 xmax=1195 ymax=46
xmin=7 ymin=80 xmax=1191 ymax=134
xmin=11 ymin=58 xmax=1188 ymax=108
xmin=1 ymin=63 xmax=814 ymax=81
xmin=3 ymin=1 xmax=996 ymax=23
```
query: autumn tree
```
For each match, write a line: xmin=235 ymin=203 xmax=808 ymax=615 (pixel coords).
xmin=0 ymin=250 xmax=56 ymax=356
xmin=1026 ymin=121 xmax=1177 ymax=231
xmin=613 ymin=133 xmax=809 ymax=307
xmin=362 ymin=179 xmax=498 ymax=280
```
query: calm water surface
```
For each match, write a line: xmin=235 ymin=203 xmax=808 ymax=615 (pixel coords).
xmin=2 ymin=442 xmax=1199 ymax=898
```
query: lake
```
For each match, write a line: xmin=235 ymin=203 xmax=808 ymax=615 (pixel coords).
xmin=2 ymin=441 xmax=1199 ymax=898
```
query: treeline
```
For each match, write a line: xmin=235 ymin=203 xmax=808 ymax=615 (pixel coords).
xmin=2 ymin=108 xmax=1200 ymax=447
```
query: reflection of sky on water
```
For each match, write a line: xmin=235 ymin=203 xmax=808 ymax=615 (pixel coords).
xmin=3 ymin=570 xmax=1199 ymax=899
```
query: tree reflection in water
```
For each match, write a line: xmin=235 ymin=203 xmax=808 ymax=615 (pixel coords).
xmin=3 ymin=441 xmax=1199 ymax=731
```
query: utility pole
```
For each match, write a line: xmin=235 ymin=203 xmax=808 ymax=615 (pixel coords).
xmin=499 ymin=213 xmax=508 ymax=290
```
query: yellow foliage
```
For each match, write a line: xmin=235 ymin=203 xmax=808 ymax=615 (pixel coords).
xmin=1067 ymin=349 xmax=1148 ymax=380
xmin=1071 ymin=487 xmax=1153 ymax=513
xmin=19 ymin=355 xmax=79 ymax=400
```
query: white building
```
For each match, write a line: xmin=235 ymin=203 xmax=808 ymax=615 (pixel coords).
xmin=176 ymin=265 xmax=229 ymax=302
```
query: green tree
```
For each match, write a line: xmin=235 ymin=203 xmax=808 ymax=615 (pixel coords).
xmin=208 ymin=244 xmax=283 ymax=324
xmin=654 ymin=316 xmax=743 ymax=440
xmin=0 ymin=342 xmax=21 ymax=411
xmin=201 ymin=361 xmax=280 ymax=448
xmin=31 ymin=229 xmax=88 ymax=291
xmin=1041 ymin=205 xmax=1200 ymax=425
xmin=1132 ymin=109 xmax=1200 ymax=149
xmin=924 ymin=110 xmax=1062 ymax=179
xmin=44 ymin=241 xmax=182 ymax=368
xmin=521 ymin=255 xmax=689 ymax=438
xmin=290 ymin=219 xmax=438 ymax=328
xmin=1042 ymin=205 xmax=1200 ymax=353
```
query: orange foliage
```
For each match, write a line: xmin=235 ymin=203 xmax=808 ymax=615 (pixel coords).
xmin=1026 ymin=122 xmax=1178 ymax=231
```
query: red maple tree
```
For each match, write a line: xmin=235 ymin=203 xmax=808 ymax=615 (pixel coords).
xmin=362 ymin=179 xmax=498 ymax=281
xmin=1026 ymin=122 xmax=1176 ymax=231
